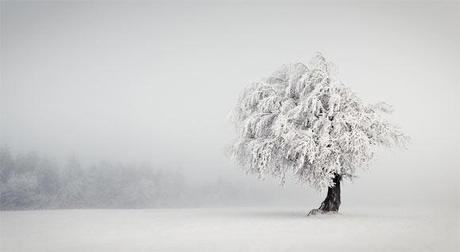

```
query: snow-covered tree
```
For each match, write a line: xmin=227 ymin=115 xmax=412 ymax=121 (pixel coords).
xmin=230 ymin=53 xmax=408 ymax=215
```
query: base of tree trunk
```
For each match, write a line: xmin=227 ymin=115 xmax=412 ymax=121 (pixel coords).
xmin=307 ymin=174 xmax=342 ymax=216
xmin=307 ymin=209 xmax=340 ymax=216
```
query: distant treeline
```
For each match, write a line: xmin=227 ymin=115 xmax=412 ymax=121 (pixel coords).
xmin=0 ymin=147 xmax=247 ymax=210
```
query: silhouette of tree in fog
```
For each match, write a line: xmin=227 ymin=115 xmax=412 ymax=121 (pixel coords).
xmin=0 ymin=147 xmax=247 ymax=210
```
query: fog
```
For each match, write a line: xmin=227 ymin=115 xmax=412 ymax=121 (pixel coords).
xmin=1 ymin=1 xmax=459 ymax=209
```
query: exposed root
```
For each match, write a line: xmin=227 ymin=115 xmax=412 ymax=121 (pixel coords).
xmin=306 ymin=208 xmax=339 ymax=216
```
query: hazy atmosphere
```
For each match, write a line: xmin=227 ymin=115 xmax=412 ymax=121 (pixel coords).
xmin=2 ymin=0 xmax=459 ymax=208
xmin=1 ymin=1 xmax=459 ymax=251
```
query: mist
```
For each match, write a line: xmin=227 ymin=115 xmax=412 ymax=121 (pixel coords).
xmin=1 ymin=1 xmax=459 ymax=209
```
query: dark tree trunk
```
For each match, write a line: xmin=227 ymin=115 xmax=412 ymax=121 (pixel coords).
xmin=308 ymin=174 xmax=342 ymax=216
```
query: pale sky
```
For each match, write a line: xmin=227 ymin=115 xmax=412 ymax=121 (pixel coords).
xmin=1 ymin=1 xmax=459 ymax=207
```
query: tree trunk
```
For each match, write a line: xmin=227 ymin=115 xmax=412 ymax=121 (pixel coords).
xmin=308 ymin=174 xmax=342 ymax=216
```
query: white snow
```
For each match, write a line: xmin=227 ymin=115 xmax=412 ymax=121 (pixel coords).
xmin=1 ymin=207 xmax=458 ymax=252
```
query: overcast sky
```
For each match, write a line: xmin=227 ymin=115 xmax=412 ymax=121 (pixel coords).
xmin=1 ymin=1 xmax=459 ymax=207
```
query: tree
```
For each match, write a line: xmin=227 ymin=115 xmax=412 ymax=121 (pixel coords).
xmin=0 ymin=147 xmax=15 ymax=183
xmin=59 ymin=157 xmax=86 ymax=208
xmin=230 ymin=53 xmax=408 ymax=215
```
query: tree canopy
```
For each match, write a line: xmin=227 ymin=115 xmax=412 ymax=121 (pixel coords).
xmin=231 ymin=53 xmax=408 ymax=191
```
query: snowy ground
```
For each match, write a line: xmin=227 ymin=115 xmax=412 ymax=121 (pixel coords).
xmin=1 ymin=207 xmax=459 ymax=252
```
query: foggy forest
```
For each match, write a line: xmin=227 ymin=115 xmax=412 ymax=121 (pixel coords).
xmin=0 ymin=147 xmax=262 ymax=210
